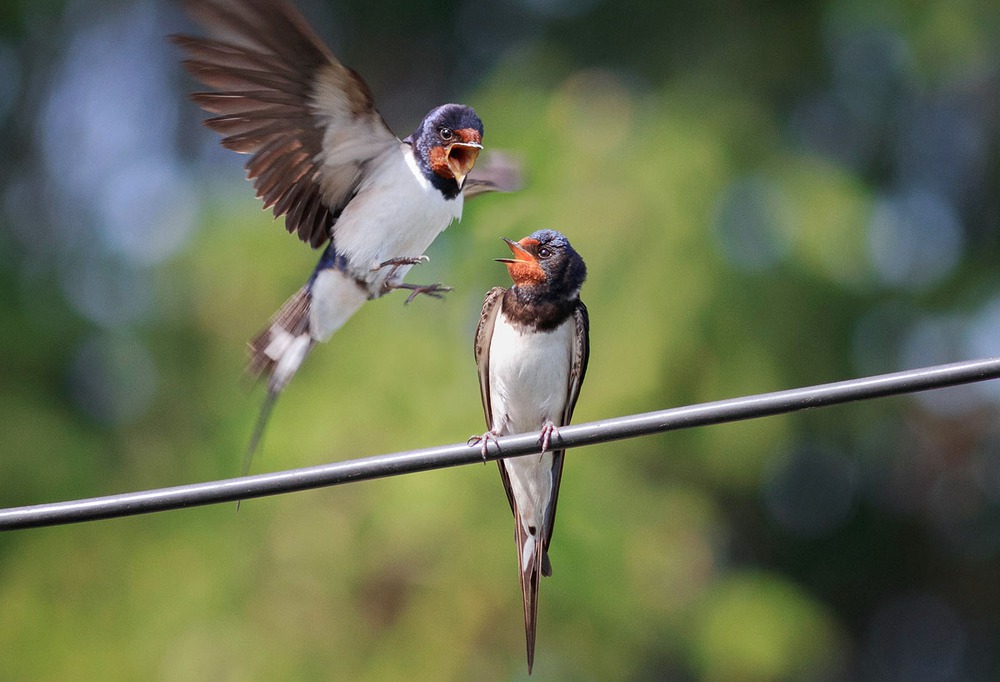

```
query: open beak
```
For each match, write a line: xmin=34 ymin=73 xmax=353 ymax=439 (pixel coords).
xmin=496 ymin=237 xmax=535 ymax=264
xmin=446 ymin=130 xmax=483 ymax=186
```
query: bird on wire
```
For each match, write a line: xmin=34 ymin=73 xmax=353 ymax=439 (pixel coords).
xmin=472 ymin=229 xmax=590 ymax=674
xmin=171 ymin=0 xmax=518 ymax=473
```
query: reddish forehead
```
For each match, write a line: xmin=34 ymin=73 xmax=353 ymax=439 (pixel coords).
xmin=519 ymin=238 xmax=540 ymax=248
xmin=454 ymin=128 xmax=482 ymax=144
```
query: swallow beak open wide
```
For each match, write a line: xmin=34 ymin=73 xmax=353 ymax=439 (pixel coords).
xmin=446 ymin=129 xmax=483 ymax=186
xmin=496 ymin=237 xmax=536 ymax=264
xmin=497 ymin=237 xmax=546 ymax=285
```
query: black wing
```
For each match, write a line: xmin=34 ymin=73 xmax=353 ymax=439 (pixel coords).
xmin=172 ymin=0 xmax=399 ymax=248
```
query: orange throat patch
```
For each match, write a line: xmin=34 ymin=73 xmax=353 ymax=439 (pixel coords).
xmin=505 ymin=260 xmax=547 ymax=287
xmin=428 ymin=146 xmax=453 ymax=179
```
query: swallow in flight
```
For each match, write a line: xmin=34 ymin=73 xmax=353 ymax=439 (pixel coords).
xmin=172 ymin=0 xmax=516 ymax=470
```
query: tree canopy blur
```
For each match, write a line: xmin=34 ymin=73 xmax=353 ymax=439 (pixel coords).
xmin=1 ymin=0 xmax=999 ymax=679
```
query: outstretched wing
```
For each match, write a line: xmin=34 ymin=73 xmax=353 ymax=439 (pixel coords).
xmin=172 ymin=0 xmax=399 ymax=248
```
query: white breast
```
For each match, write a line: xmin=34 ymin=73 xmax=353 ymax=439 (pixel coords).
xmin=488 ymin=311 xmax=575 ymax=534
xmin=488 ymin=312 xmax=575 ymax=437
xmin=331 ymin=147 xmax=463 ymax=290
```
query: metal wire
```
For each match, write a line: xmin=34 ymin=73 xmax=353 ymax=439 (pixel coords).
xmin=3 ymin=356 xmax=1000 ymax=531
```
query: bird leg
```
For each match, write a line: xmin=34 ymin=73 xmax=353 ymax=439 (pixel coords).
xmin=539 ymin=419 xmax=559 ymax=453
xmin=387 ymin=282 xmax=454 ymax=304
xmin=374 ymin=256 xmax=452 ymax=303
xmin=468 ymin=430 xmax=501 ymax=462
xmin=372 ymin=255 xmax=430 ymax=280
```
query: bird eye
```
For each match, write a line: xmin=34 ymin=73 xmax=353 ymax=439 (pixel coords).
xmin=438 ymin=127 xmax=454 ymax=141
xmin=537 ymin=246 xmax=552 ymax=259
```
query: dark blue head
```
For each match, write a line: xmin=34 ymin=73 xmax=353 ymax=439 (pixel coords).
xmin=406 ymin=103 xmax=484 ymax=198
xmin=498 ymin=229 xmax=587 ymax=299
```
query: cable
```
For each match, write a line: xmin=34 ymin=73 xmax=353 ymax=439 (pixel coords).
xmin=2 ymin=356 xmax=1000 ymax=531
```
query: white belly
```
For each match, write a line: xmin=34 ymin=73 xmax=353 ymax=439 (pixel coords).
xmin=331 ymin=147 xmax=463 ymax=289
xmin=488 ymin=313 xmax=574 ymax=436
xmin=488 ymin=313 xmax=575 ymax=533
xmin=309 ymin=268 xmax=369 ymax=342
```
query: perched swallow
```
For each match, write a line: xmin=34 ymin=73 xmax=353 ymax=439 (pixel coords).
xmin=472 ymin=229 xmax=589 ymax=673
xmin=171 ymin=0 xmax=516 ymax=469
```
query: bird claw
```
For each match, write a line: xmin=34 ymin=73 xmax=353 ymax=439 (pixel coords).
xmin=375 ymin=256 xmax=451 ymax=303
xmin=468 ymin=431 xmax=500 ymax=462
xmin=373 ymin=255 xmax=430 ymax=271
xmin=372 ymin=255 xmax=431 ymax=281
xmin=538 ymin=419 xmax=559 ymax=452
xmin=390 ymin=282 xmax=453 ymax=305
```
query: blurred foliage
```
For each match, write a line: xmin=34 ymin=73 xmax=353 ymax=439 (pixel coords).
xmin=1 ymin=0 xmax=1000 ymax=679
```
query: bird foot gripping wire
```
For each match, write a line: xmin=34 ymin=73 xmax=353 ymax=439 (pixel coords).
xmin=468 ymin=421 xmax=557 ymax=463
xmin=539 ymin=419 xmax=559 ymax=453
xmin=468 ymin=431 xmax=501 ymax=462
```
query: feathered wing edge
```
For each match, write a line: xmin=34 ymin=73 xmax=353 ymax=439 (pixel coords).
xmin=172 ymin=0 xmax=397 ymax=247
xmin=541 ymin=301 xmax=590 ymax=561
xmin=473 ymin=286 xmax=506 ymax=435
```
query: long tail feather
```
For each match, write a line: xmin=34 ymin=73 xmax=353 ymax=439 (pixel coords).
xmin=515 ymin=516 xmax=545 ymax=674
xmin=238 ymin=287 xmax=315 ymax=510
xmin=243 ymin=389 xmax=279 ymax=478
xmin=235 ymin=387 xmax=280 ymax=511
xmin=238 ymin=262 xmax=366 ymax=505
xmin=247 ymin=286 xmax=313 ymax=387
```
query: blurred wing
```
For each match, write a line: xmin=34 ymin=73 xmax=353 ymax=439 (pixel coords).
xmin=172 ymin=0 xmax=399 ymax=248
xmin=461 ymin=151 xmax=523 ymax=199
xmin=542 ymin=301 xmax=590 ymax=558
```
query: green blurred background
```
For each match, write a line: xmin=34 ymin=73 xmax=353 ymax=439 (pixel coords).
xmin=2 ymin=0 xmax=1000 ymax=679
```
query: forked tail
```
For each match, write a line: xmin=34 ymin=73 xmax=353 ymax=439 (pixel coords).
xmin=247 ymin=287 xmax=315 ymax=394
xmin=236 ymin=389 xmax=279 ymax=512
xmin=238 ymin=261 xmax=369 ymax=501
xmin=238 ymin=287 xmax=316 ymax=505
xmin=515 ymin=515 xmax=546 ymax=674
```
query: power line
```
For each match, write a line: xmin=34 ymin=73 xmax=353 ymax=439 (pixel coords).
xmin=2 ymin=356 xmax=1000 ymax=531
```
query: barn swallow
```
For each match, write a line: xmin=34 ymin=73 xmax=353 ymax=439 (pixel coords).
xmin=472 ymin=230 xmax=590 ymax=674
xmin=171 ymin=0 xmax=517 ymax=471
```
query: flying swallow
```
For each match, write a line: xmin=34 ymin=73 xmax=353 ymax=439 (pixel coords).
xmin=171 ymin=0 xmax=517 ymax=470
xmin=472 ymin=229 xmax=590 ymax=673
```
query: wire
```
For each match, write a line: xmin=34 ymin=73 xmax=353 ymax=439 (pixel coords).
xmin=2 ymin=356 xmax=1000 ymax=531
